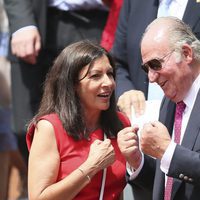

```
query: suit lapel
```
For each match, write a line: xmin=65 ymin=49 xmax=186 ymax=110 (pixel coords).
xmin=159 ymin=97 xmax=176 ymax=136
xmin=181 ymin=89 xmax=200 ymax=150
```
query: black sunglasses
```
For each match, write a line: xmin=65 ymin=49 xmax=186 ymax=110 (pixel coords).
xmin=141 ymin=50 xmax=174 ymax=73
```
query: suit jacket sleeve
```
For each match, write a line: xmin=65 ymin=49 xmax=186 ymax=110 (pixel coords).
xmin=112 ymin=0 xmax=136 ymax=98
xmin=128 ymin=154 xmax=156 ymax=189
xmin=4 ymin=0 xmax=37 ymax=34
xmin=169 ymin=144 xmax=200 ymax=186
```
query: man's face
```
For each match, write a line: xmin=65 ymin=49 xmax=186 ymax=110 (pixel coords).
xmin=141 ymin=31 xmax=193 ymax=102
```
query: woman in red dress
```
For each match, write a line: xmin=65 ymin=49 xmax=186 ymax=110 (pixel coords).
xmin=26 ymin=40 xmax=133 ymax=200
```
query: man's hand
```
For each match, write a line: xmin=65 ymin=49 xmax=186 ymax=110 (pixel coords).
xmin=117 ymin=90 xmax=146 ymax=119
xmin=117 ymin=126 xmax=142 ymax=169
xmin=140 ymin=121 xmax=171 ymax=159
xmin=11 ymin=28 xmax=41 ymax=64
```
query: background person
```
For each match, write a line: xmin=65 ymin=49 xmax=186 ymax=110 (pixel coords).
xmin=0 ymin=1 xmax=27 ymax=199
xmin=100 ymin=0 xmax=123 ymax=51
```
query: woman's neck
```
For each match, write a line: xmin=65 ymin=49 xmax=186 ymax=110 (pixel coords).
xmin=84 ymin=111 xmax=101 ymax=135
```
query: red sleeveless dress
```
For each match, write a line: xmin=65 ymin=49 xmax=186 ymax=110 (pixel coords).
xmin=27 ymin=112 xmax=130 ymax=200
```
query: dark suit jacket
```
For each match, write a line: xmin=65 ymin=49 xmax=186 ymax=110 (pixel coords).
xmin=112 ymin=0 xmax=200 ymax=98
xmin=130 ymin=89 xmax=200 ymax=200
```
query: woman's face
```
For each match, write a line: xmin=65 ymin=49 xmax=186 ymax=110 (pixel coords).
xmin=76 ymin=55 xmax=115 ymax=114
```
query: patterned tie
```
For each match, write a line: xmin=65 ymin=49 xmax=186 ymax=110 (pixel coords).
xmin=157 ymin=0 xmax=173 ymax=17
xmin=164 ymin=101 xmax=186 ymax=200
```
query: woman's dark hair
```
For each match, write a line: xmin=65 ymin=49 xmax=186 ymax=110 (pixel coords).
xmin=30 ymin=40 xmax=123 ymax=140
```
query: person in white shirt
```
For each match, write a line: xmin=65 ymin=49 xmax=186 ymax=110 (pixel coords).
xmin=117 ymin=16 xmax=200 ymax=200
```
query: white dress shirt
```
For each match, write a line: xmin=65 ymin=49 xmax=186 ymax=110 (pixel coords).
xmin=164 ymin=0 xmax=188 ymax=19
xmin=48 ymin=0 xmax=105 ymax=11
xmin=13 ymin=0 xmax=106 ymax=35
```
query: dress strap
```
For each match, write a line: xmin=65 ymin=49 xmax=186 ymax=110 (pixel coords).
xmin=99 ymin=133 xmax=107 ymax=200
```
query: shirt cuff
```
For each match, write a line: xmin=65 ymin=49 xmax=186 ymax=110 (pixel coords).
xmin=12 ymin=26 xmax=37 ymax=36
xmin=127 ymin=153 xmax=144 ymax=180
xmin=160 ymin=141 xmax=176 ymax=174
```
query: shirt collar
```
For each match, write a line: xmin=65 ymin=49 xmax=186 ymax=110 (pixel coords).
xmin=176 ymin=0 xmax=188 ymax=7
xmin=159 ymin=0 xmax=188 ymax=6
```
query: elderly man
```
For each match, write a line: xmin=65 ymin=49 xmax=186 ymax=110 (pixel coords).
xmin=117 ymin=16 xmax=200 ymax=200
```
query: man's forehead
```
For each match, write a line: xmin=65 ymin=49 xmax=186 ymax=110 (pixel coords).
xmin=142 ymin=29 xmax=169 ymax=55
xmin=144 ymin=25 xmax=167 ymax=42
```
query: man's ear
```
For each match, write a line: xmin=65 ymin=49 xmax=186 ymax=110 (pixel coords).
xmin=181 ymin=43 xmax=193 ymax=63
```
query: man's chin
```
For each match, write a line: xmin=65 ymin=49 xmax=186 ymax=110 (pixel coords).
xmin=164 ymin=91 xmax=177 ymax=102
xmin=165 ymin=92 xmax=178 ymax=102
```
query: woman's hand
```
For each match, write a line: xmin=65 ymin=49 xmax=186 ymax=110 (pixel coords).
xmin=117 ymin=126 xmax=142 ymax=169
xmin=85 ymin=139 xmax=115 ymax=175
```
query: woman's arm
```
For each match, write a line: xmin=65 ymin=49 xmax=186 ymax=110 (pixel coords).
xmin=28 ymin=120 xmax=115 ymax=200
